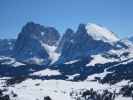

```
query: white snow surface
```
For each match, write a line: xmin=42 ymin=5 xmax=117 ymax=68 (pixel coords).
xmin=0 ymin=56 xmax=25 ymax=67
xmin=64 ymin=60 xmax=79 ymax=64
xmin=1 ymin=79 xmax=132 ymax=100
xmin=86 ymin=46 xmax=133 ymax=67
xmin=87 ymin=70 xmax=112 ymax=81
xmin=86 ymin=23 xmax=119 ymax=43
xmin=108 ymin=47 xmax=133 ymax=61
xmin=86 ymin=54 xmax=116 ymax=66
xmin=41 ymin=43 xmax=60 ymax=64
xmin=25 ymin=57 xmax=44 ymax=65
xmin=66 ymin=74 xmax=80 ymax=80
xmin=31 ymin=69 xmax=61 ymax=76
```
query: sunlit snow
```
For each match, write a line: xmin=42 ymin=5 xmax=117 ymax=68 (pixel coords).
xmin=86 ymin=23 xmax=119 ymax=43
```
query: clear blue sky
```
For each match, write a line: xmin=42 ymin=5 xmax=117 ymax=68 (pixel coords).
xmin=0 ymin=0 xmax=133 ymax=39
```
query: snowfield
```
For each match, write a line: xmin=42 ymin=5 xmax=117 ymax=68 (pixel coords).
xmin=31 ymin=69 xmax=61 ymax=76
xmin=0 ymin=78 xmax=132 ymax=100
xmin=86 ymin=23 xmax=119 ymax=43
xmin=41 ymin=43 xmax=60 ymax=64
xmin=64 ymin=60 xmax=79 ymax=65
xmin=0 ymin=56 xmax=25 ymax=67
xmin=86 ymin=54 xmax=116 ymax=66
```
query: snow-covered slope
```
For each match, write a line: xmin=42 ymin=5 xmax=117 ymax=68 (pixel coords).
xmin=86 ymin=23 xmax=119 ymax=43
xmin=0 ymin=56 xmax=25 ymax=67
xmin=41 ymin=43 xmax=60 ymax=64
xmin=1 ymin=78 xmax=133 ymax=100
xmin=86 ymin=54 xmax=116 ymax=66
xmin=31 ymin=68 xmax=61 ymax=76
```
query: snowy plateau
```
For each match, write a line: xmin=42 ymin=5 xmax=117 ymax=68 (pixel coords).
xmin=0 ymin=22 xmax=133 ymax=100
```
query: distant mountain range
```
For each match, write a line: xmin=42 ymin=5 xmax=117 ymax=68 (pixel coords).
xmin=0 ymin=22 xmax=133 ymax=100
xmin=0 ymin=22 xmax=132 ymax=65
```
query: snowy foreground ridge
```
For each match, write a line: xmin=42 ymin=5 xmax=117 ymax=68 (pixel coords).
xmin=0 ymin=64 xmax=133 ymax=100
xmin=1 ymin=78 xmax=132 ymax=100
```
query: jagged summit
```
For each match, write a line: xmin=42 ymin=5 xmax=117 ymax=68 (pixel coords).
xmin=13 ymin=22 xmax=60 ymax=64
xmin=0 ymin=21 xmax=131 ymax=65
xmin=57 ymin=23 xmax=119 ymax=63
xmin=86 ymin=23 xmax=119 ymax=43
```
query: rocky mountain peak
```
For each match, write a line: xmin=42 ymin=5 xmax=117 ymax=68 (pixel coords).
xmin=42 ymin=27 xmax=60 ymax=46
xmin=21 ymin=22 xmax=44 ymax=38
xmin=13 ymin=22 xmax=61 ymax=64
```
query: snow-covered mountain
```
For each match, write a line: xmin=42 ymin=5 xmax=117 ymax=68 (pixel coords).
xmin=57 ymin=23 xmax=129 ymax=63
xmin=0 ymin=22 xmax=133 ymax=100
xmin=0 ymin=22 xmax=130 ymax=65
xmin=0 ymin=22 xmax=132 ymax=66
xmin=86 ymin=23 xmax=119 ymax=43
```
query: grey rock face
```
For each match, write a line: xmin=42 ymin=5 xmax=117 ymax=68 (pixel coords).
xmin=13 ymin=22 xmax=60 ymax=64
xmin=57 ymin=24 xmax=114 ymax=63
xmin=57 ymin=28 xmax=74 ymax=53
xmin=42 ymin=27 xmax=60 ymax=46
